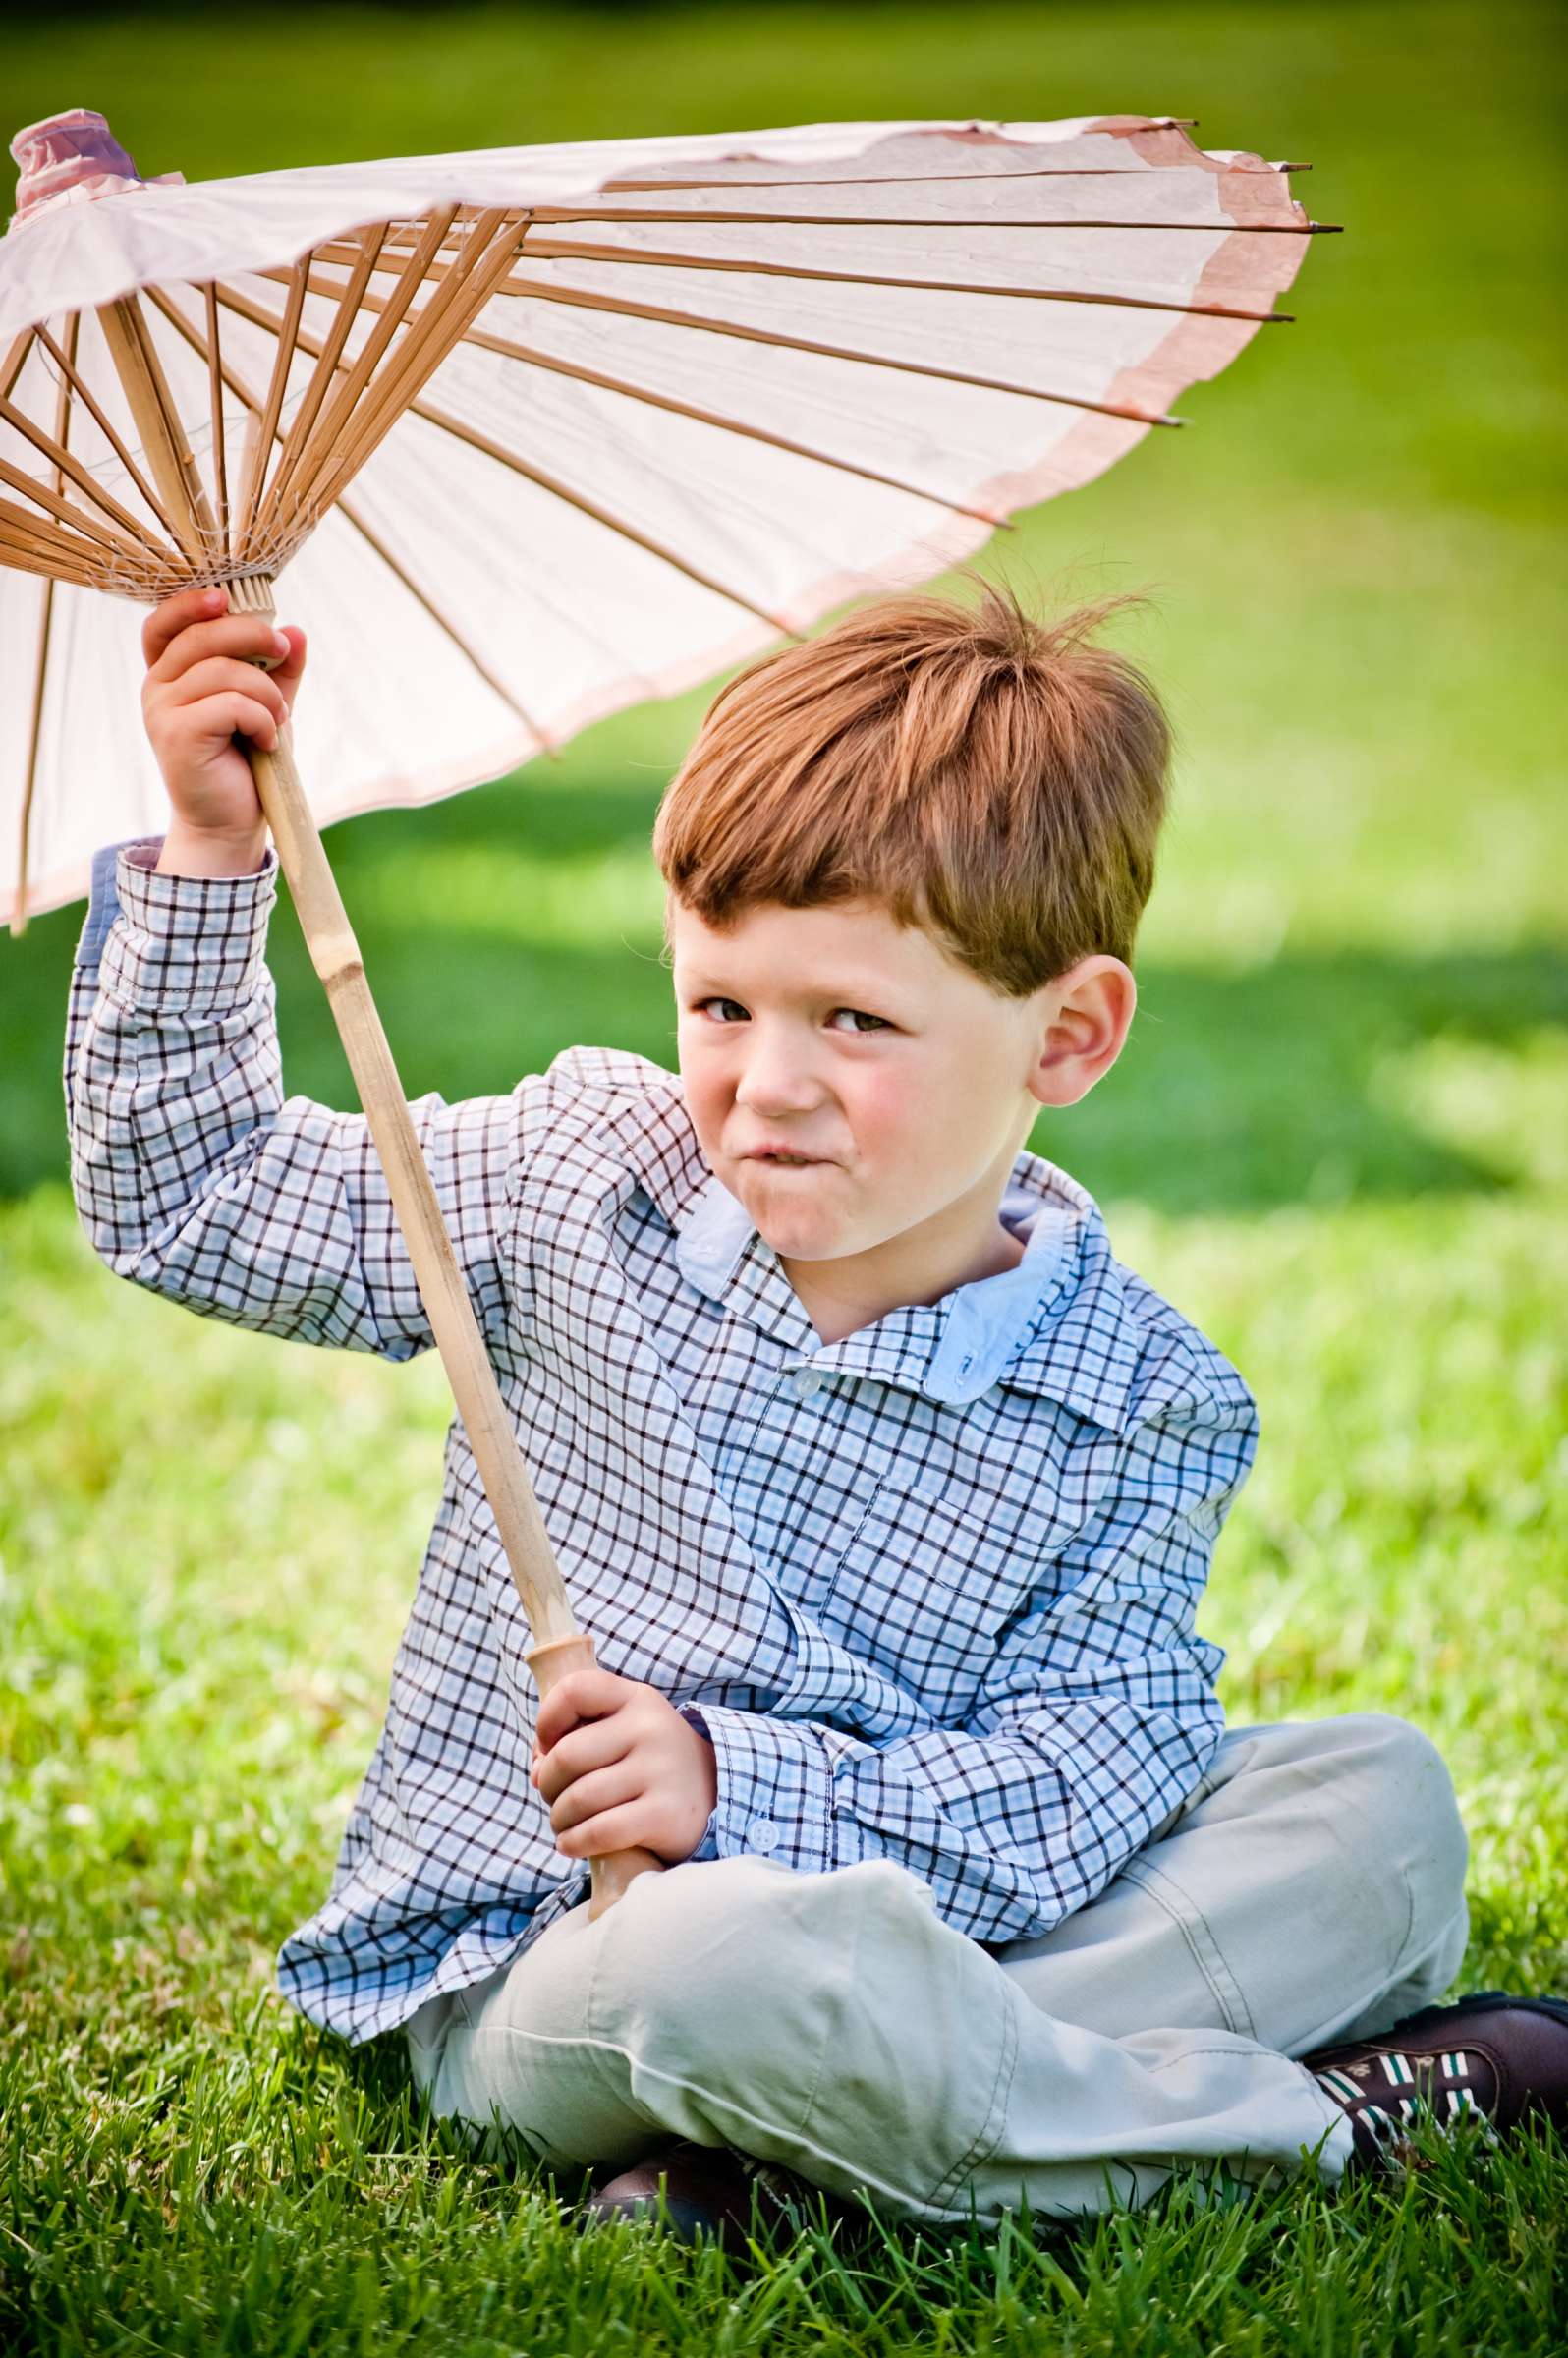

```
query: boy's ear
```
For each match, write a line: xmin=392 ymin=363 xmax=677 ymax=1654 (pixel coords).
xmin=1026 ymin=956 xmax=1137 ymax=1109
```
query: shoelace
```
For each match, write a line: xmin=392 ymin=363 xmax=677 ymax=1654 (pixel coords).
xmin=732 ymin=2150 xmax=853 ymax=2225
xmin=735 ymin=2153 xmax=811 ymax=2206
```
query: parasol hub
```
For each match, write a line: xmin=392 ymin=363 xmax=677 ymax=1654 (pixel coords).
xmin=7 ymin=108 xmax=184 ymax=230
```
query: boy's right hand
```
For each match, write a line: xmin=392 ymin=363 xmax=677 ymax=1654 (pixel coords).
xmin=141 ymin=587 xmax=308 ymax=876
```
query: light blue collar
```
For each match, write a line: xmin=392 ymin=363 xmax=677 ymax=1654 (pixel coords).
xmin=674 ymin=1167 xmax=1077 ymax=1407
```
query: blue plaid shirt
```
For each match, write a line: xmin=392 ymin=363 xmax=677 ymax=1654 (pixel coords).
xmin=65 ymin=839 xmax=1258 ymax=2045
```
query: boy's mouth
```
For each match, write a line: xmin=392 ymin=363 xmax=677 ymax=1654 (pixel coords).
xmin=745 ymin=1149 xmax=823 ymax=1167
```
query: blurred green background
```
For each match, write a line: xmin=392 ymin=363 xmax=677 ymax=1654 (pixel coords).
xmin=2 ymin=7 xmax=1565 ymax=2347
xmin=1 ymin=0 xmax=1565 ymax=1208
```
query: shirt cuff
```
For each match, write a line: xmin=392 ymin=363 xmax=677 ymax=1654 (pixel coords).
xmin=676 ymin=1706 xmax=720 ymax=1860
xmin=82 ymin=834 xmax=280 ymax=1012
xmin=678 ymin=1702 xmax=861 ymax=1873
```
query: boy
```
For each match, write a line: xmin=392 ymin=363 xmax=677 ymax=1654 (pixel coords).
xmin=65 ymin=578 xmax=1566 ymax=2243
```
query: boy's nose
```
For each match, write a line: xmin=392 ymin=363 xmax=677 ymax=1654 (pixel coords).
xmin=735 ymin=1049 xmax=823 ymax=1120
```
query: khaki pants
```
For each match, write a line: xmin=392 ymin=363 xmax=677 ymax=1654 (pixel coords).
xmin=406 ymin=1714 xmax=1470 ymax=2223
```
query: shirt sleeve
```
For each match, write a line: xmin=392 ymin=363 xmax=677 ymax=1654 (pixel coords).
xmin=62 ymin=836 xmax=527 ymax=1361
xmin=677 ymin=1386 xmax=1254 ymax=1944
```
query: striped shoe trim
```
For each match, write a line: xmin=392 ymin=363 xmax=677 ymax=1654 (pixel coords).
xmin=1319 ymin=2068 xmax=1364 ymax=2106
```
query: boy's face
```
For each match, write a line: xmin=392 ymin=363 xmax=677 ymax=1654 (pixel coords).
xmin=669 ymin=893 xmax=1061 ymax=1269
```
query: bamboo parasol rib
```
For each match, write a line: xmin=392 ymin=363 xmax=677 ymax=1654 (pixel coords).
xmin=256 ymin=261 xmax=1038 ymax=507
xmin=31 ymin=320 xmax=180 ymax=531
xmin=309 ymin=232 xmax=1298 ymax=322
xmin=195 ymin=274 xmax=810 ymax=635
xmin=265 ymin=254 xmax=1184 ymax=428
xmin=0 ymin=107 xmax=1324 ymax=1923
xmin=140 ymin=279 xmax=562 ymax=746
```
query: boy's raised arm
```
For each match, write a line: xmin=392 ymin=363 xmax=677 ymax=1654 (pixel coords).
xmin=63 ymin=588 xmax=526 ymax=1362
xmin=677 ymin=1383 xmax=1256 ymax=1949
xmin=64 ymin=838 xmax=526 ymax=1361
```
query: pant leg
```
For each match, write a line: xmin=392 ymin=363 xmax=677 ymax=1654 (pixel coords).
xmin=407 ymin=1712 xmax=1468 ymax=2227
xmin=955 ymin=1712 xmax=1471 ymax=2218
xmin=407 ymin=1896 xmax=667 ymax=2171
xmin=410 ymin=1855 xmax=1346 ymax=2226
xmin=990 ymin=1712 xmax=1471 ymax=2053
xmin=412 ymin=1855 xmax=968 ymax=2183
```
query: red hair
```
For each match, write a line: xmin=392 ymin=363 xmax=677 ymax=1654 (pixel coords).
xmin=652 ymin=573 xmax=1172 ymax=994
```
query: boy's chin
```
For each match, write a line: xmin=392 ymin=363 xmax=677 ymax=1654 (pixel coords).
xmin=735 ymin=1170 xmax=849 ymax=1259
xmin=755 ymin=1214 xmax=883 ymax=1270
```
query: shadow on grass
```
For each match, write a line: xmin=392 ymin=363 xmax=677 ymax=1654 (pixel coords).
xmin=3 ymin=771 xmax=1565 ymax=1212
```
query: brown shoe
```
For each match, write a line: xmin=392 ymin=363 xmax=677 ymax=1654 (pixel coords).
xmin=1303 ymin=1991 xmax=1568 ymax=2173
xmin=582 ymin=2138 xmax=855 ymax=2250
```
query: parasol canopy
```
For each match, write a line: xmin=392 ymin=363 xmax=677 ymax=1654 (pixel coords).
xmin=0 ymin=105 xmax=1325 ymax=928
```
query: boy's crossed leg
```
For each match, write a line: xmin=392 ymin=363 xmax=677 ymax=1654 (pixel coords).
xmin=407 ymin=1713 xmax=1469 ymax=2225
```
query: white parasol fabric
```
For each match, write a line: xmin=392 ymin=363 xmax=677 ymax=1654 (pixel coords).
xmin=0 ymin=106 xmax=1323 ymax=926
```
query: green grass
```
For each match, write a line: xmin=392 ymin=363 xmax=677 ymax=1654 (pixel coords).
xmin=2 ymin=2 xmax=1566 ymax=2350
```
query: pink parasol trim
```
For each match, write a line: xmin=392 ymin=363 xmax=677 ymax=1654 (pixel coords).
xmin=8 ymin=108 xmax=184 ymax=229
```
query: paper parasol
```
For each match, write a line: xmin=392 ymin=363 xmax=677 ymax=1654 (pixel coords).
xmin=0 ymin=106 xmax=1325 ymax=1910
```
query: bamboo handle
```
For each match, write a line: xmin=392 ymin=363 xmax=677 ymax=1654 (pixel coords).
xmin=244 ymin=721 xmax=575 ymax=1645
xmin=230 ymin=578 xmax=660 ymax=1919
xmin=90 ymin=312 xmax=661 ymax=1919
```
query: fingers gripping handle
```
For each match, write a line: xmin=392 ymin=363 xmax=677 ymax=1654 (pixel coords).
xmin=526 ymin=1634 xmax=665 ymax=1919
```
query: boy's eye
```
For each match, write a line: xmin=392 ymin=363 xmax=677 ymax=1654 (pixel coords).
xmin=691 ymin=998 xmax=888 ymax=1034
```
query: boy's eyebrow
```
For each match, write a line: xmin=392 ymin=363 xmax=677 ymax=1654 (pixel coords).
xmin=676 ymin=968 xmax=913 ymax=1006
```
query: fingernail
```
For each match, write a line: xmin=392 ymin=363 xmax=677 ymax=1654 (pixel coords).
xmin=203 ymin=590 xmax=224 ymax=609
xmin=273 ymin=631 xmax=289 ymax=655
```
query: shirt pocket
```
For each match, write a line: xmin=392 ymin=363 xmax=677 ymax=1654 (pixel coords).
xmin=816 ymin=1471 xmax=1078 ymax=1722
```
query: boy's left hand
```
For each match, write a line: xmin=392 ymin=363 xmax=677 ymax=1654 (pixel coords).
xmin=532 ymin=1667 xmax=717 ymax=1866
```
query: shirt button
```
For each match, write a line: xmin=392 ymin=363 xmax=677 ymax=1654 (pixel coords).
xmin=746 ymin=1817 xmax=781 ymax=1855
xmin=791 ymin=1369 xmax=822 ymax=1399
